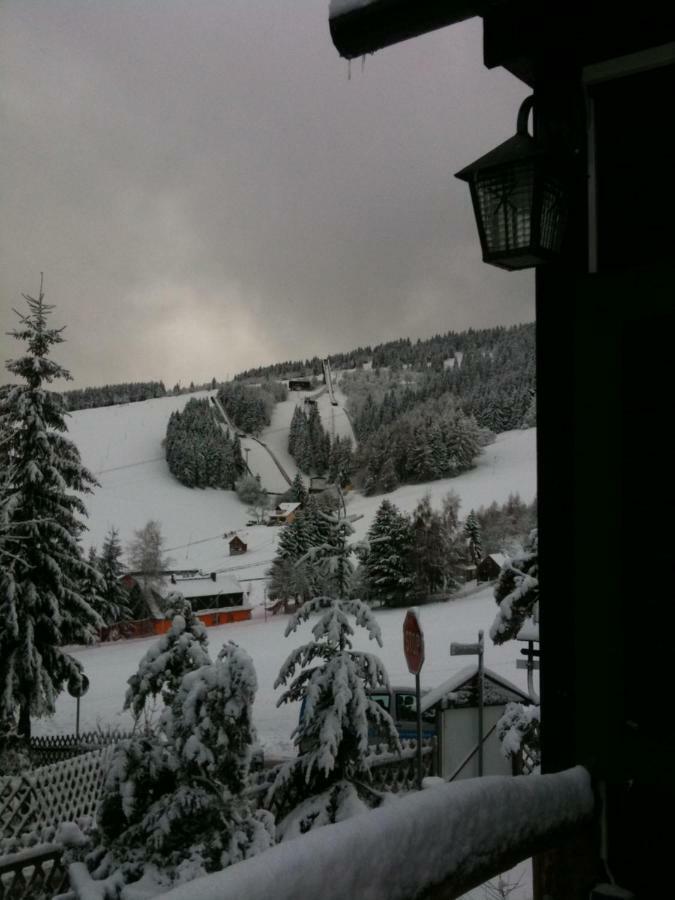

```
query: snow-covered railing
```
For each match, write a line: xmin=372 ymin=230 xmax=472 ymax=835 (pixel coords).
xmin=0 ymin=843 xmax=68 ymax=900
xmin=153 ymin=767 xmax=594 ymax=900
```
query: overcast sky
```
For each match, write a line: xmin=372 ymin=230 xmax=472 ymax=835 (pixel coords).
xmin=1 ymin=0 xmax=534 ymax=389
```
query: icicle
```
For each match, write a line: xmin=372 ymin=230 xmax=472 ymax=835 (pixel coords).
xmin=361 ymin=54 xmax=366 ymax=74
xmin=347 ymin=58 xmax=351 ymax=81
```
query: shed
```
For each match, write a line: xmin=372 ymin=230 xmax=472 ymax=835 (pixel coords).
xmin=421 ymin=665 xmax=532 ymax=781
xmin=476 ymin=553 xmax=507 ymax=583
xmin=288 ymin=378 xmax=313 ymax=391
xmin=228 ymin=535 xmax=248 ymax=556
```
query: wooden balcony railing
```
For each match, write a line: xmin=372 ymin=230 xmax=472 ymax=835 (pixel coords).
xmin=144 ymin=766 xmax=594 ymax=900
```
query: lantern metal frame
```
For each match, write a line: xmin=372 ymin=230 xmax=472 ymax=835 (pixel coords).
xmin=455 ymin=96 xmax=569 ymax=270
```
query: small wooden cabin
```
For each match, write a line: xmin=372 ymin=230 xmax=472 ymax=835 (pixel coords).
xmin=228 ymin=535 xmax=248 ymax=556
xmin=477 ymin=553 xmax=508 ymax=583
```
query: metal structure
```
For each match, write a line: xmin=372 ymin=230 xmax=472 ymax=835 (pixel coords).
xmin=402 ymin=609 xmax=425 ymax=789
xmin=450 ymin=631 xmax=485 ymax=776
xmin=321 ymin=357 xmax=338 ymax=406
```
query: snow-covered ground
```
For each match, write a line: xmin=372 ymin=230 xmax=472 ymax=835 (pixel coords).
xmin=36 ymin=584 xmax=538 ymax=761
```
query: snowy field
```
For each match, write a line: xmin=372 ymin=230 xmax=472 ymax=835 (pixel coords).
xmin=36 ymin=584 xmax=538 ymax=762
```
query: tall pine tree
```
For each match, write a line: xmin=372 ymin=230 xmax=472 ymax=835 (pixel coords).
xmin=0 ymin=280 xmax=101 ymax=737
xmin=97 ymin=527 xmax=133 ymax=625
xmin=362 ymin=499 xmax=415 ymax=608
xmin=269 ymin=502 xmax=400 ymax=838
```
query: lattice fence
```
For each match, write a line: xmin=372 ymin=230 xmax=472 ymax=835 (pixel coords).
xmin=0 ymin=845 xmax=68 ymax=900
xmin=29 ymin=731 xmax=132 ymax=767
xmin=0 ymin=779 xmax=39 ymax=852
xmin=0 ymin=744 xmax=120 ymax=849
xmin=366 ymin=738 xmax=436 ymax=792
xmin=515 ymin=742 xmax=540 ymax=776
xmin=248 ymin=738 xmax=437 ymax=810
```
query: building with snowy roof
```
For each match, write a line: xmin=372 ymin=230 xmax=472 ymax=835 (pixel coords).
xmin=267 ymin=501 xmax=301 ymax=525
xmin=476 ymin=553 xmax=508 ymax=583
xmin=107 ymin=570 xmax=250 ymax=641
xmin=165 ymin=571 xmax=245 ymax=612
xmin=421 ymin=665 xmax=532 ymax=781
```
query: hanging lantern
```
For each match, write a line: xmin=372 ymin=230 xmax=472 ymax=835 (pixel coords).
xmin=455 ymin=96 xmax=568 ymax=270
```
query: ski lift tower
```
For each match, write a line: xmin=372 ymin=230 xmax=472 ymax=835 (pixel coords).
xmin=322 ymin=358 xmax=338 ymax=407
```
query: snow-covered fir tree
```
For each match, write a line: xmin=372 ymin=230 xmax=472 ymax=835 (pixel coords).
xmin=287 ymin=471 xmax=308 ymax=505
xmin=266 ymin=495 xmax=331 ymax=603
xmin=124 ymin=594 xmax=210 ymax=720
xmin=409 ymin=494 xmax=451 ymax=600
xmin=97 ymin=527 xmax=133 ymax=624
xmin=269 ymin=504 xmax=400 ymax=838
xmin=0 ymin=282 xmax=101 ymax=737
xmin=464 ymin=510 xmax=483 ymax=565
xmin=93 ymin=619 xmax=273 ymax=891
xmin=362 ymin=499 xmax=415 ymax=608
xmin=490 ymin=528 xmax=539 ymax=644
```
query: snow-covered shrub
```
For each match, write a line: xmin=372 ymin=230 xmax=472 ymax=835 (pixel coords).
xmin=268 ymin=510 xmax=401 ymax=839
xmin=0 ymin=720 xmax=31 ymax=775
xmin=88 ymin=616 xmax=273 ymax=894
xmin=496 ymin=702 xmax=541 ymax=772
xmin=489 ymin=529 xmax=538 ymax=644
xmin=124 ymin=594 xmax=210 ymax=719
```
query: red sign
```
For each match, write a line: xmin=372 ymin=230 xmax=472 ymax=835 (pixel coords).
xmin=403 ymin=609 xmax=425 ymax=675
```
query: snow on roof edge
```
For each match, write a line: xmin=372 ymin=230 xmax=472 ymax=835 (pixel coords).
xmin=420 ymin=664 xmax=531 ymax=713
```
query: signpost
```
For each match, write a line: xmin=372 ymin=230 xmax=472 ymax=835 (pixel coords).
xmin=67 ymin=673 xmax=90 ymax=740
xmin=450 ymin=630 xmax=485 ymax=775
xmin=403 ymin=609 xmax=425 ymax=789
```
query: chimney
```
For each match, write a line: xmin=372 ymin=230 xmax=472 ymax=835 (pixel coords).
xmin=211 ymin=572 xmax=216 ymax=582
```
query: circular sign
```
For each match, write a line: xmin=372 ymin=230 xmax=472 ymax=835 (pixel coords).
xmin=403 ymin=609 xmax=425 ymax=675
xmin=67 ymin=673 xmax=90 ymax=698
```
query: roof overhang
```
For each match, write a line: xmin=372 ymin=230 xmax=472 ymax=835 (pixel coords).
xmin=329 ymin=0 xmax=484 ymax=60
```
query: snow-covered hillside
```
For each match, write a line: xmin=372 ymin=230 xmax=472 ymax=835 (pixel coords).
xmin=70 ymin=391 xmax=535 ymax=575
xmin=59 ymin=394 xmax=537 ymax=754
xmin=68 ymin=392 xmax=263 ymax=574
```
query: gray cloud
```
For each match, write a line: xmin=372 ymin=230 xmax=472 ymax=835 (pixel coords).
xmin=1 ymin=0 xmax=533 ymax=387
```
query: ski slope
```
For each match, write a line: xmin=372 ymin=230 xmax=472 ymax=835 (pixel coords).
xmin=257 ymin=383 xmax=356 ymax=489
xmin=69 ymin=392 xmax=535 ymax=576
xmin=68 ymin=392 xmax=274 ymax=575
xmin=46 ymin=390 xmax=538 ymax=756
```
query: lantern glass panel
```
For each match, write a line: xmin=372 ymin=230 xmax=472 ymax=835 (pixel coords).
xmin=539 ymin=173 xmax=566 ymax=252
xmin=475 ymin=160 xmax=535 ymax=254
